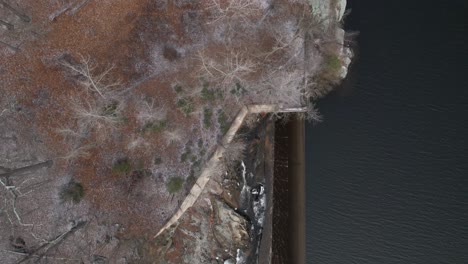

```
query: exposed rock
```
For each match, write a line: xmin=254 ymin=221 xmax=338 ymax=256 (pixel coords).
xmin=224 ymin=258 xmax=236 ymax=264
xmin=309 ymin=0 xmax=346 ymax=23
xmin=335 ymin=28 xmax=354 ymax=79
xmin=213 ymin=200 xmax=250 ymax=250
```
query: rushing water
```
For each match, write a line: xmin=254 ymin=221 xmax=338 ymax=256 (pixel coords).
xmin=305 ymin=0 xmax=468 ymax=263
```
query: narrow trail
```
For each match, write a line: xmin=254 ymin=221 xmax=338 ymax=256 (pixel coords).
xmin=154 ymin=104 xmax=305 ymax=238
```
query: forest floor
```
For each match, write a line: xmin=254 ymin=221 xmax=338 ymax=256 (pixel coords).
xmin=0 ymin=0 xmax=345 ymax=263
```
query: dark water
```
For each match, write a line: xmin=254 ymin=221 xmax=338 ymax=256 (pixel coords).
xmin=306 ymin=0 xmax=468 ymax=263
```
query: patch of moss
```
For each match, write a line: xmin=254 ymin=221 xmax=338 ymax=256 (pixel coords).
xmin=173 ymin=84 xmax=183 ymax=93
xmin=181 ymin=144 xmax=192 ymax=162
xmin=154 ymin=156 xmax=162 ymax=165
xmin=324 ymin=54 xmax=342 ymax=75
xmin=217 ymin=110 xmax=229 ymax=134
xmin=166 ymin=177 xmax=184 ymax=194
xmin=187 ymin=173 xmax=196 ymax=188
xmin=199 ymin=148 xmax=206 ymax=157
xmin=112 ymin=159 xmax=132 ymax=175
xmin=102 ymin=101 xmax=119 ymax=117
xmin=201 ymin=86 xmax=216 ymax=102
xmin=230 ymin=82 xmax=247 ymax=97
xmin=143 ymin=120 xmax=167 ymax=133
xmin=176 ymin=97 xmax=194 ymax=116
xmin=203 ymin=107 xmax=213 ymax=128
xmin=60 ymin=180 xmax=84 ymax=204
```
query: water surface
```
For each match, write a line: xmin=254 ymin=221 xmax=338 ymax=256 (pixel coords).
xmin=306 ymin=0 xmax=468 ymax=263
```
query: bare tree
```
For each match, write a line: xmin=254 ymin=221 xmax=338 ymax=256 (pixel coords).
xmin=222 ymin=139 xmax=246 ymax=168
xmin=15 ymin=220 xmax=87 ymax=264
xmin=257 ymin=68 xmax=305 ymax=107
xmin=163 ymin=129 xmax=184 ymax=146
xmin=0 ymin=160 xmax=53 ymax=178
xmin=198 ymin=50 xmax=256 ymax=94
xmin=0 ymin=19 xmax=14 ymax=30
xmin=205 ymin=0 xmax=261 ymax=26
xmin=60 ymin=144 xmax=93 ymax=162
xmin=303 ymin=102 xmax=322 ymax=123
xmin=0 ymin=1 xmax=31 ymax=23
xmin=70 ymin=98 xmax=124 ymax=143
xmin=61 ymin=54 xmax=122 ymax=100
xmin=0 ymin=161 xmax=53 ymax=257
xmin=0 ymin=40 xmax=19 ymax=52
xmin=136 ymin=98 xmax=167 ymax=126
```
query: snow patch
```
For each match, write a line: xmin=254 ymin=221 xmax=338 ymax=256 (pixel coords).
xmin=252 ymin=184 xmax=266 ymax=226
xmin=236 ymin=248 xmax=246 ymax=264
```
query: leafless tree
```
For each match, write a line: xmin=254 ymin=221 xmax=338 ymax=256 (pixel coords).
xmin=256 ymin=68 xmax=305 ymax=107
xmin=304 ymin=102 xmax=322 ymax=123
xmin=60 ymin=144 xmax=93 ymax=162
xmin=70 ymin=97 xmax=124 ymax=142
xmin=136 ymin=98 xmax=167 ymax=126
xmin=0 ymin=19 xmax=14 ymax=30
xmin=61 ymin=54 xmax=122 ymax=100
xmin=205 ymin=0 xmax=261 ymax=26
xmin=163 ymin=129 xmax=184 ymax=146
xmin=14 ymin=220 xmax=87 ymax=264
xmin=0 ymin=40 xmax=19 ymax=52
xmin=0 ymin=1 xmax=31 ymax=23
xmin=0 ymin=161 xmax=53 ymax=257
xmin=222 ymin=139 xmax=246 ymax=168
xmin=198 ymin=50 xmax=256 ymax=94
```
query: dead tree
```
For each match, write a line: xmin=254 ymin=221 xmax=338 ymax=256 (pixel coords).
xmin=0 ymin=1 xmax=31 ymax=23
xmin=0 ymin=160 xmax=53 ymax=178
xmin=198 ymin=50 xmax=256 ymax=94
xmin=70 ymin=98 xmax=124 ymax=142
xmin=206 ymin=0 xmax=261 ymax=26
xmin=59 ymin=54 xmax=126 ymax=144
xmin=163 ymin=129 xmax=184 ymax=146
xmin=0 ymin=40 xmax=19 ymax=52
xmin=16 ymin=220 xmax=87 ymax=264
xmin=61 ymin=54 xmax=122 ymax=100
xmin=0 ymin=161 xmax=53 ymax=228
xmin=136 ymin=98 xmax=167 ymax=126
xmin=0 ymin=19 xmax=14 ymax=30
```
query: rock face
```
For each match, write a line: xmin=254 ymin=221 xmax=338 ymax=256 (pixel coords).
xmin=310 ymin=0 xmax=353 ymax=89
xmin=309 ymin=0 xmax=347 ymax=26
xmin=336 ymin=28 xmax=354 ymax=79
xmin=213 ymin=200 xmax=250 ymax=249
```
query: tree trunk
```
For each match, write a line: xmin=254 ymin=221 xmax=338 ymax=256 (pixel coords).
xmin=0 ymin=19 xmax=14 ymax=30
xmin=0 ymin=1 xmax=31 ymax=23
xmin=0 ymin=160 xmax=53 ymax=178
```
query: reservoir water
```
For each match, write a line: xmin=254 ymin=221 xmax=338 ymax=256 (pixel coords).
xmin=305 ymin=0 xmax=468 ymax=263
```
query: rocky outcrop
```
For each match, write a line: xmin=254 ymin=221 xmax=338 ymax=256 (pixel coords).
xmin=309 ymin=0 xmax=346 ymax=26
xmin=309 ymin=0 xmax=353 ymax=98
